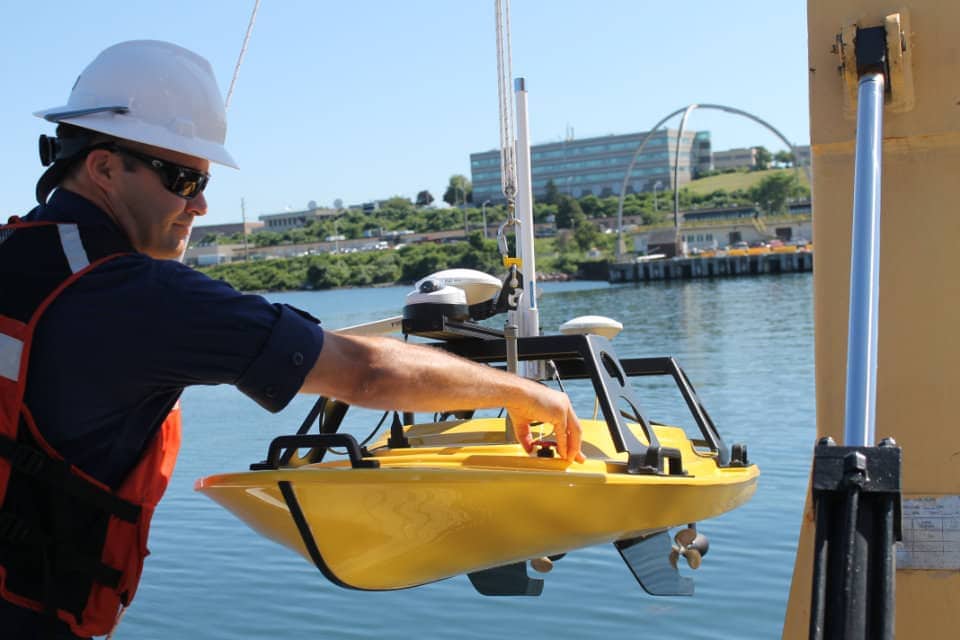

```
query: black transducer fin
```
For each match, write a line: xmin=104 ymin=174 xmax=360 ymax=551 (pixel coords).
xmin=467 ymin=561 xmax=544 ymax=596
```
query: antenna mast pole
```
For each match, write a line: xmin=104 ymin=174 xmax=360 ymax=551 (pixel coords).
xmin=513 ymin=78 xmax=539 ymax=342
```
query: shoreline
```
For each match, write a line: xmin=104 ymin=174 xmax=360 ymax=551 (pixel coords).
xmin=230 ymin=272 xmax=581 ymax=295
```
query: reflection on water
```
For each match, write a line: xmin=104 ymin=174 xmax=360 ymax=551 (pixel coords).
xmin=123 ymin=275 xmax=814 ymax=640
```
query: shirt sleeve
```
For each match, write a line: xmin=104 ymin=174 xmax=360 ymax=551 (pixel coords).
xmin=90 ymin=257 xmax=325 ymax=413
xmin=235 ymin=303 xmax=324 ymax=412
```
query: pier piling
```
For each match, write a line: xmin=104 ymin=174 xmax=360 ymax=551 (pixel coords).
xmin=609 ymin=252 xmax=813 ymax=283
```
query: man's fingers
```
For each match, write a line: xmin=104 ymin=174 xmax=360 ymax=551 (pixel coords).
xmin=506 ymin=392 xmax=584 ymax=463
xmin=511 ymin=418 xmax=533 ymax=453
xmin=555 ymin=415 xmax=568 ymax=460
xmin=566 ymin=406 xmax=584 ymax=463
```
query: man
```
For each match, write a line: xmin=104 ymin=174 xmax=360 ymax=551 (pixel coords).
xmin=0 ymin=40 xmax=583 ymax=639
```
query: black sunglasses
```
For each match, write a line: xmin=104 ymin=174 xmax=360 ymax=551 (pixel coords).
xmin=110 ymin=145 xmax=210 ymax=200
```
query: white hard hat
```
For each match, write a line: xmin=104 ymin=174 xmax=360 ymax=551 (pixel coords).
xmin=35 ymin=40 xmax=237 ymax=168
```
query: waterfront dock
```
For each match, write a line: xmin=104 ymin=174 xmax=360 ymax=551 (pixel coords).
xmin=608 ymin=250 xmax=813 ymax=283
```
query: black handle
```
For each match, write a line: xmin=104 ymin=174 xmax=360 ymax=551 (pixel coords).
xmin=250 ymin=434 xmax=379 ymax=471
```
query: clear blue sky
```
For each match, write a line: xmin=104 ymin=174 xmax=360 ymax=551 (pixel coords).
xmin=0 ymin=1 xmax=809 ymax=225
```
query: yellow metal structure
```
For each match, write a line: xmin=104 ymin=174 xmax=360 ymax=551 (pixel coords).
xmin=197 ymin=417 xmax=757 ymax=591
xmin=783 ymin=2 xmax=960 ymax=637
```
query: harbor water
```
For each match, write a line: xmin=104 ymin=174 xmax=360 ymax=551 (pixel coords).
xmin=120 ymin=274 xmax=814 ymax=639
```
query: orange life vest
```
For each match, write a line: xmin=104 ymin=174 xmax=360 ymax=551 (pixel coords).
xmin=0 ymin=218 xmax=182 ymax=637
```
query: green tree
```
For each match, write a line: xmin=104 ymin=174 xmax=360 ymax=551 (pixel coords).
xmin=399 ymin=244 xmax=451 ymax=282
xmin=380 ymin=197 xmax=415 ymax=222
xmin=542 ymin=179 xmax=559 ymax=205
xmin=621 ymin=198 xmax=645 ymax=220
xmin=415 ymin=190 xmax=435 ymax=207
xmin=774 ymin=150 xmax=795 ymax=167
xmin=755 ymin=146 xmax=773 ymax=170
xmin=442 ymin=175 xmax=472 ymax=206
xmin=370 ymin=255 xmax=401 ymax=284
xmin=596 ymin=196 xmax=620 ymax=218
xmin=750 ymin=171 xmax=801 ymax=215
xmin=579 ymin=194 xmax=601 ymax=217
xmin=252 ymin=231 xmax=282 ymax=247
xmin=555 ymin=195 xmax=585 ymax=229
xmin=383 ymin=196 xmax=414 ymax=210
xmin=573 ymin=220 xmax=603 ymax=251
xmin=467 ymin=230 xmax=487 ymax=250
xmin=306 ymin=260 xmax=350 ymax=289
xmin=532 ymin=202 xmax=558 ymax=223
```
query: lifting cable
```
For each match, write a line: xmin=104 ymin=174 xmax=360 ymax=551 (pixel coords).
xmin=494 ymin=0 xmax=521 ymax=267
xmin=495 ymin=0 xmax=517 ymax=206
xmin=224 ymin=0 xmax=262 ymax=111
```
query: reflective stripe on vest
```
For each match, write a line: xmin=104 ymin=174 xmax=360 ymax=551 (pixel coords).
xmin=57 ymin=223 xmax=90 ymax=273
xmin=0 ymin=334 xmax=22 ymax=382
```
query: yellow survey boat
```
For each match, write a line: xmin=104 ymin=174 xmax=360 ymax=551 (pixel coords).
xmin=196 ymin=2 xmax=760 ymax=590
xmin=197 ymin=280 xmax=758 ymax=597
xmin=197 ymin=417 xmax=757 ymax=592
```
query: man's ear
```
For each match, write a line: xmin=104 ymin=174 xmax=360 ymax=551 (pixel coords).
xmin=83 ymin=148 xmax=121 ymax=193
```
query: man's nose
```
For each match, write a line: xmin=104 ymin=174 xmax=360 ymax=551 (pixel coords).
xmin=188 ymin=192 xmax=208 ymax=216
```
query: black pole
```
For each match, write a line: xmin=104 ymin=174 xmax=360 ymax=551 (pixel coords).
xmin=808 ymin=438 xmax=902 ymax=640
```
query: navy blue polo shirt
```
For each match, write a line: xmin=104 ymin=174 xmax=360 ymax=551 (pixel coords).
xmin=21 ymin=189 xmax=325 ymax=488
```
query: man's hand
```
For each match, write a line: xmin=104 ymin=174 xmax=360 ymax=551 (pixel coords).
xmin=305 ymin=332 xmax=585 ymax=462
xmin=507 ymin=387 xmax=585 ymax=463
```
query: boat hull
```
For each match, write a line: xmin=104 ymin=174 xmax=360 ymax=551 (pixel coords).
xmin=196 ymin=418 xmax=757 ymax=590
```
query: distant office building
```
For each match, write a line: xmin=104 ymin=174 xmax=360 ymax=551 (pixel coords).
xmin=470 ymin=129 xmax=711 ymax=204
xmin=712 ymin=145 xmax=811 ymax=171
xmin=259 ymin=204 xmax=338 ymax=230
xmin=347 ymin=200 xmax=384 ymax=213
xmin=712 ymin=147 xmax=758 ymax=171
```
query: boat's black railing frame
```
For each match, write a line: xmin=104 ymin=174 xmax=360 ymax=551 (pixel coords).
xmin=251 ymin=321 xmax=749 ymax=476
xmin=436 ymin=330 xmax=743 ymax=473
xmin=251 ymin=434 xmax=379 ymax=471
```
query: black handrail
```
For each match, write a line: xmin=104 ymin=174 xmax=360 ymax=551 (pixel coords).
xmin=251 ymin=434 xmax=379 ymax=471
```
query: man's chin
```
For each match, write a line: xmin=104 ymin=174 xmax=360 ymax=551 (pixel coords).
xmin=143 ymin=242 xmax=187 ymax=261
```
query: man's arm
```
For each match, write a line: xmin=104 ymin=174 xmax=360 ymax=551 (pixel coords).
xmin=300 ymin=331 xmax=584 ymax=462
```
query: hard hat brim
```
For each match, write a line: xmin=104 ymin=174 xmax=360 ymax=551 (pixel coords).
xmin=34 ymin=107 xmax=239 ymax=169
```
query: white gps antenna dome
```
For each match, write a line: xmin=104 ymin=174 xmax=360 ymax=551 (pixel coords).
xmin=559 ymin=315 xmax=623 ymax=339
xmin=416 ymin=269 xmax=503 ymax=305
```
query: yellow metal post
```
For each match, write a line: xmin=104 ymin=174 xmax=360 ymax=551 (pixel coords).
xmin=784 ymin=3 xmax=960 ymax=638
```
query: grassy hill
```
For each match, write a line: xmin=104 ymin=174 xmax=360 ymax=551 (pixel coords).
xmin=685 ymin=168 xmax=810 ymax=195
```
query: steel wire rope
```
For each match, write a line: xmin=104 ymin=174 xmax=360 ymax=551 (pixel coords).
xmin=495 ymin=0 xmax=517 ymax=207
xmin=494 ymin=0 xmax=523 ymax=272
xmin=224 ymin=0 xmax=262 ymax=110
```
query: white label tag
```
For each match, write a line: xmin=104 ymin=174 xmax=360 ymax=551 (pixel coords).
xmin=897 ymin=495 xmax=960 ymax=570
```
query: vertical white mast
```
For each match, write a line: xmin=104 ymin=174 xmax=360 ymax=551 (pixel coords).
xmin=512 ymin=78 xmax=539 ymax=341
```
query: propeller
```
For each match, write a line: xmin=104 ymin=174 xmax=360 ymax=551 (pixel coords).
xmin=530 ymin=553 xmax=566 ymax=574
xmin=669 ymin=525 xmax=709 ymax=570
xmin=530 ymin=557 xmax=553 ymax=573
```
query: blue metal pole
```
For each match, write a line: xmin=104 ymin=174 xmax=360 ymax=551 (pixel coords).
xmin=843 ymin=72 xmax=885 ymax=447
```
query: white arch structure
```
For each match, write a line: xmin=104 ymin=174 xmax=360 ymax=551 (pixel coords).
xmin=615 ymin=104 xmax=811 ymax=259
